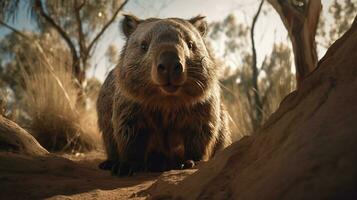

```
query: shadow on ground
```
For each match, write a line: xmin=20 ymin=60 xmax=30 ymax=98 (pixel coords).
xmin=0 ymin=152 xmax=160 ymax=200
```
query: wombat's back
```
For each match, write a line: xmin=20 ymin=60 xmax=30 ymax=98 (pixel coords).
xmin=96 ymin=70 xmax=117 ymax=161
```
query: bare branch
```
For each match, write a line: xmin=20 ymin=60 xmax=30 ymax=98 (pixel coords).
xmin=0 ymin=20 xmax=30 ymax=39
xmin=250 ymin=0 xmax=264 ymax=131
xmin=74 ymin=1 xmax=87 ymax=62
xmin=34 ymin=0 xmax=80 ymax=74
xmin=87 ymin=0 xmax=130 ymax=53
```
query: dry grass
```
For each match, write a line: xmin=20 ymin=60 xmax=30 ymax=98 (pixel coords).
xmin=19 ymin=57 xmax=100 ymax=152
xmin=221 ymin=89 xmax=252 ymax=141
xmin=221 ymin=73 xmax=296 ymax=141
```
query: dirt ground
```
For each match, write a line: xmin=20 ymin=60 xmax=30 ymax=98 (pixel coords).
xmin=0 ymin=151 xmax=196 ymax=200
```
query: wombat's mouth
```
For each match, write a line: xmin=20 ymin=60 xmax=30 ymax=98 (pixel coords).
xmin=159 ymin=84 xmax=181 ymax=95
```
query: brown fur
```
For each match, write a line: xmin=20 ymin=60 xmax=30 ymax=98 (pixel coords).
xmin=97 ymin=15 xmax=231 ymax=176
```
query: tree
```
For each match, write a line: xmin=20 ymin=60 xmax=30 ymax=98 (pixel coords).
xmin=0 ymin=0 xmax=129 ymax=100
xmin=317 ymin=0 xmax=357 ymax=50
xmin=216 ymin=0 xmax=356 ymax=134
xmin=267 ymin=0 xmax=322 ymax=87
xmin=0 ymin=0 xmax=132 ymax=151
xmin=0 ymin=29 xmax=72 ymax=119
xmin=209 ymin=13 xmax=295 ymax=134
xmin=250 ymin=0 xmax=265 ymax=130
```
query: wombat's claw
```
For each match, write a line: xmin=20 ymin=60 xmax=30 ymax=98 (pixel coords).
xmin=98 ymin=160 xmax=115 ymax=170
xmin=111 ymin=162 xmax=138 ymax=177
xmin=180 ymin=160 xmax=195 ymax=169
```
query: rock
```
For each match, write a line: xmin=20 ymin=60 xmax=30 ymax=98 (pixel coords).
xmin=148 ymin=17 xmax=357 ymax=200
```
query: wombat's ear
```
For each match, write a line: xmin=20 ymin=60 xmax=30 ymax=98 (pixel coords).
xmin=122 ymin=14 xmax=141 ymax=38
xmin=189 ymin=15 xmax=208 ymax=37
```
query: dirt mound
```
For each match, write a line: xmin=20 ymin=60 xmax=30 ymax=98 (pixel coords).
xmin=147 ymin=17 xmax=357 ymax=200
xmin=0 ymin=116 xmax=48 ymax=156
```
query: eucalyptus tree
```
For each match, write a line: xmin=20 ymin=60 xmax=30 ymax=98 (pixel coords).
xmin=0 ymin=0 xmax=129 ymax=98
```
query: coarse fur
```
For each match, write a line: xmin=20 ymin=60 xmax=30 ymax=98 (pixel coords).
xmin=97 ymin=15 xmax=231 ymax=176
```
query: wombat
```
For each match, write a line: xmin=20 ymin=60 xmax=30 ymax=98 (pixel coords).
xmin=97 ymin=14 xmax=231 ymax=176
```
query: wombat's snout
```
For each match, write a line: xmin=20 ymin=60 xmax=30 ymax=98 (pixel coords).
xmin=153 ymin=51 xmax=186 ymax=94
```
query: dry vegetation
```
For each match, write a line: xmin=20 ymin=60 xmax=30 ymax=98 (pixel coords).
xmin=19 ymin=61 xmax=100 ymax=152
xmin=221 ymin=70 xmax=295 ymax=141
xmin=0 ymin=32 xmax=101 ymax=152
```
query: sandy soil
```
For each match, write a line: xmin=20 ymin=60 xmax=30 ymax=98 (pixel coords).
xmin=0 ymin=151 xmax=195 ymax=200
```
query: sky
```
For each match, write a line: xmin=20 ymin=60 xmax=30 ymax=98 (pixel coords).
xmin=0 ymin=0 xmax=341 ymax=82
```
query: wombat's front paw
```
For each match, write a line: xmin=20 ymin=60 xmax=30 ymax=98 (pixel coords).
xmin=180 ymin=160 xmax=195 ymax=169
xmin=111 ymin=161 xmax=140 ymax=177
xmin=146 ymin=152 xmax=169 ymax=172
xmin=98 ymin=160 xmax=115 ymax=170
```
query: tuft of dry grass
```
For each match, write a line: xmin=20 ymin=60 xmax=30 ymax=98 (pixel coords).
xmin=19 ymin=57 xmax=100 ymax=152
xmin=221 ymin=85 xmax=252 ymax=141
xmin=221 ymin=73 xmax=295 ymax=141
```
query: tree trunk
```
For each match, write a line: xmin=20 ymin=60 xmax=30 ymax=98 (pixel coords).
xmin=267 ymin=0 xmax=322 ymax=87
xmin=250 ymin=0 xmax=265 ymax=131
xmin=73 ymin=59 xmax=87 ymax=108
xmin=149 ymin=16 xmax=357 ymax=200
xmin=0 ymin=116 xmax=48 ymax=156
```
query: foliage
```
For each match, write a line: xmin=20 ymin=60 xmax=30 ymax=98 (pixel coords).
xmin=0 ymin=29 xmax=100 ymax=152
xmin=0 ymin=0 xmax=128 ymax=152
xmin=1 ymin=0 xmax=129 ymax=92
xmin=211 ymin=1 xmax=357 ymax=138
xmin=317 ymin=0 xmax=357 ymax=49
xmin=209 ymin=14 xmax=295 ymax=138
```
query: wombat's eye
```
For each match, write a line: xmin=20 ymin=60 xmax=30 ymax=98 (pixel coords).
xmin=188 ymin=41 xmax=194 ymax=50
xmin=140 ymin=41 xmax=148 ymax=51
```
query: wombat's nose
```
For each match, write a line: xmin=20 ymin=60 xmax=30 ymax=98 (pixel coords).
xmin=157 ymin=62 xmax=183 ymax=75
xmin=156 ymin=51 xmax=184 ymax=84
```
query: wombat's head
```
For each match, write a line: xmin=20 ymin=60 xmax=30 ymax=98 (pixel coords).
xmin=116 ymin=15 xmax=218 ymax=109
